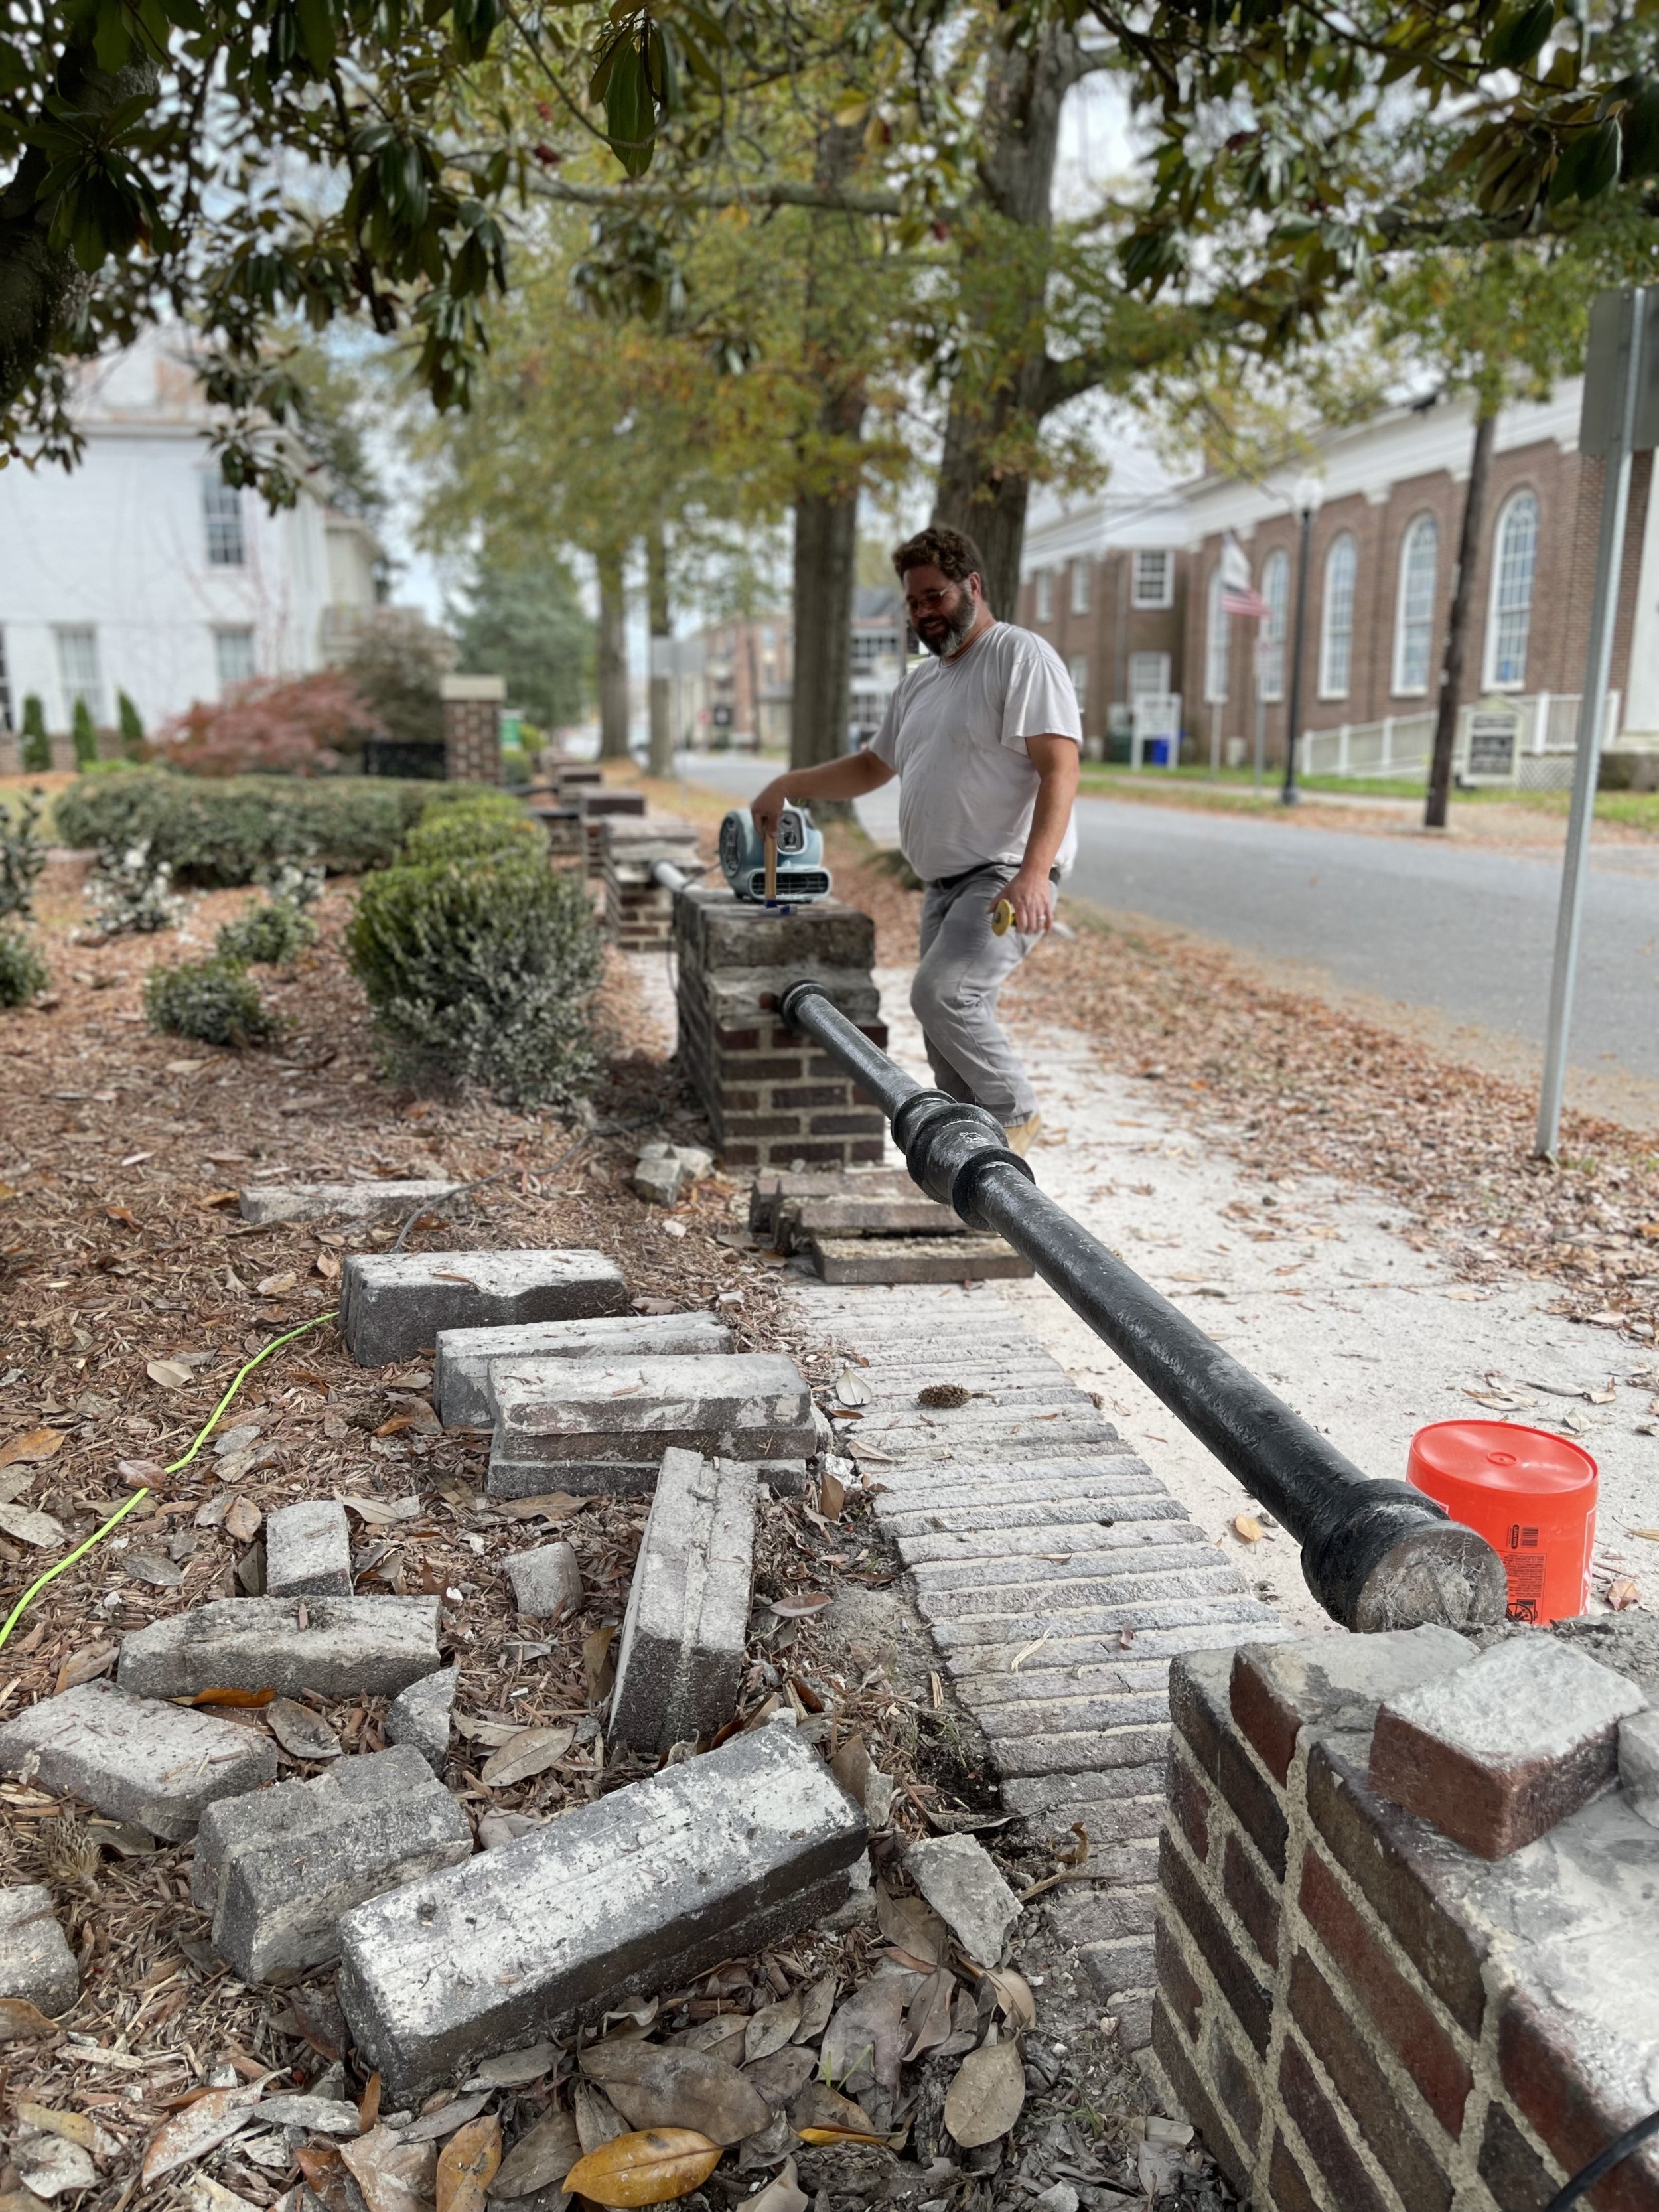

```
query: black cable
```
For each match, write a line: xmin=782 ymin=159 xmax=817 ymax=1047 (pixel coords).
xmin=1542 ymin=2107 xmax=1659 ymax=2212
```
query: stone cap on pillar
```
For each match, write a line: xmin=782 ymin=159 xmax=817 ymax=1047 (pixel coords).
xmin=440 ymin=674 xmax=506 ymax=702
xmin=676 ymin=883 xmax=875 ymax=972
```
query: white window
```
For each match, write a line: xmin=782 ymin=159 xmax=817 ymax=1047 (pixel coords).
xmin=55 ymin=627 xmax=102 ymax=722
xmin=1067 ymin=654 xmax=1090 ymax=711
xmin=1204 ymin=563 xmax=1229 ymax=703
xmin=1393 ymin=515 xmax=1439 ymax=696
xmin=1258 ymin=549 xmax=1290 ymax=702
xmin=215 ymin=627 xmax=256 ymax=691
xmin=1034 ymin=569 xmax=1054 ymax=623
xmin=1070 ymin=559 xmax=1091 ymax=615
xmin=1487 ymin=491 xmax=1539 ymax=688
xmin=202 ymin=475 xmax=246 ymax=567
xmin=1319 ymin=532 xmax=1357 ymax=698
xmin=1129 ymin=650 xmax=1171 ymax=699
xmin=1132 ymin=549 xmax=1173 ymax=608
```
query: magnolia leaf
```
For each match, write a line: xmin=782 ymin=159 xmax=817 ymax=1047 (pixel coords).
xmin=579 ymin=2041 xmax=769 ymax=2146
xmin=0 ymin=1427 xmax=66 ymax=1466
xmin=788 ymin=2082 xmax=878 ymax=2139
xmin=561 ymin=2127 xmax=721 ymax=2207
xmin=983 ymin=1965 xmax=1036 ymax=2031
xmin=147 ymin=1360 xmax=194 ymax=1392
xmin=141 ymin=2088 xmax=263 ymax=2187
xmin=902 ymin=1970 xmax=956 ymax=2061
xmin=820 ymin=1968 xmax=913 ymax=2095
xmin=436 ymin=2114 xmax=500 ymax=2212
xmin=942 ymin=2033 xmax=1025 ymax=2149
xmin=0 ymin=1998 xmax=58 ymax=2042
xmin=339 ymin=2124 xmax=437 ymax=2212
xmin=488 ymin=2109 xmax=578 ymax=2199
xmin=874 ymin=1884 xmax=946 ymax=1969
xmin=480 ymin=1724 xmax=575 ymax=1789
xmin=336 ymin=1494 xmax=422 ymax=1524
xmin=572 ymin=2081 xmax=630 ymax=2156
xmin=741 ymin=2047 xmax=816 ymax=2113
xmin=792 ymin=1972 xmax=837 ymax=2045
xmin=743 ymin=1988 xmax=802 ymax=2064
xmin=265 ymin=1698 xmax=342 ymax=1761
xmin=747 ymin=2156 xmax=807 ymax=2212
xmin=0 ymin=1503 xmax=68 ymax=1548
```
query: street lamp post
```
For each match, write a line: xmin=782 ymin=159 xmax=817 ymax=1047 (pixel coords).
xmin=1280 ymin=476 xmax=1321 ymax=806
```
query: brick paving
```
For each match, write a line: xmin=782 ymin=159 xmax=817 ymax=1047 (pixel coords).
xmin=788 ymin=1278 xmax=1285 ymax=2052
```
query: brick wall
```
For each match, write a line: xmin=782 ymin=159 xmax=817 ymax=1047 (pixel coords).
xmin=601 ymin=820 xmax=701 ymax=951
xmin=441 ymin=675 xmax=504 ymax=784
xmin=673 ymin=887 xmax=887 ymax=1171
xmin=580 ymin=789 xmax=647 ymax=878
xmin=1015 ymin=550 xmax=1187 ymax=744
xmin=1151 ymin=1625 xmax=1659 ymax=2211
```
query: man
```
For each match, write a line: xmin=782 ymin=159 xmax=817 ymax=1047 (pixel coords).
xmin=750 ymin=524 xmax=1080 ymax=1153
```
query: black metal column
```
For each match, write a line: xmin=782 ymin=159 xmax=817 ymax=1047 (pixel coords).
xmin=782 ymin=979 xmax=1505 ymax=1635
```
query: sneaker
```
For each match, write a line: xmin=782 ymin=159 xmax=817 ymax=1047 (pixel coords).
xmin=1001 ymin=1112 xmax=1043 ymax=1156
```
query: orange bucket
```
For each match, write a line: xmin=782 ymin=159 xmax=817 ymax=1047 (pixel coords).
xmin=1407 ymin=1420 xmax=1598 ymax=1624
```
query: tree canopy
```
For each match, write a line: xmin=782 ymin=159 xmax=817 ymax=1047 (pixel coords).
xmin=453 ymin=547 xmax=593 ymax=728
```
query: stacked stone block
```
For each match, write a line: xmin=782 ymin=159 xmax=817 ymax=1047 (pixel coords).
xmin=581 ymin=788 xmax=646 ymax=876
xmin=1151 ymin=1625 xmax=1659 ymax=2212
xmin=674 ymin=887 xmax=887 ymax=1172
xmin=441 ymin=675 xmax=504 ymax=784
xmin=601 ymin=817 xmax=702 ymax=950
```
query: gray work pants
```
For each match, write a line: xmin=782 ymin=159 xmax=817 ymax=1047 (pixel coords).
xmin=911 ymin=863 xmax=1048 ymax=1125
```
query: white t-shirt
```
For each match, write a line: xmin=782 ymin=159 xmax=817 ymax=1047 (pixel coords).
xmin=869 ymin=622 xmax=1081 ymax=883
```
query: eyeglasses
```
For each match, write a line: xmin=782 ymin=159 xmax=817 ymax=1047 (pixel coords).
xmin=904 ymin=587 xmax=958 ymax=615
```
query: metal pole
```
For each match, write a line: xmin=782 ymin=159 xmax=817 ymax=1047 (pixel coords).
xmin=782 ymin=982 xmax=1506 ymax=1634
xmin=1537 ymin=293 xmax=1646 ymax=1157
xmin=1253 ymin=654 xmax=1265 ymax=796
xmin=1281 ymin=504 xmax=1313 ymax=806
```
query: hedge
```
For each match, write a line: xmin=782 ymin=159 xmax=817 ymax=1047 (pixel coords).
xmin=54 ymin=771 xmax=492 ymax=886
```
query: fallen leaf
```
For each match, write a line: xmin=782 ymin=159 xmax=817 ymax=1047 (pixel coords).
xmin=297 ymin=2144 xmax=356 ymax=2212
xmin=572 ymin=2081 xmax=630 ymax=2156
xmin=768 ymin=1593 xmax=831 ymax=1619
xmin=257 ymin=1274 xmax=299 ymax=1297
xmin=0 ymin=1997 xmax=56 ymax=2043
xmin=744 ymin=1989 xmax=802 ymax=2064
xmin=360 ymin=2075 xmax=383 ymax=2135
xmin=0 ymin=1428 xmax=66 ymax=1467
xmin=16 ymin=2105 xmax=94 ymax=2151
xmin=0 ymin=1469 xmax=33 ymax=1504
xmin=265 ymin=1698 xmax=342 ymax=1761
xmin=902 ymin=1970 xmax=956 ymax=2061
xmin=788 ymin=2082 xmax=879 ymax=2140
xmin=56 ymin=1645 xmax=117 ymax=1694
xmin=202 ymin=1191 xmax=242 ymax=1210
xmin=834 ymin=1374 xmax=870 ymax=1408
xmin=222 ymin=1496 xmax=263 ymax=1544
xmin=182 ymin=2175 xmax=265 ymax=2212
xmin=15 ymin=2129 xmax=96 ymax=2199
xmin=496 ymin=1493 xmax=589 ymax=1522
xmin=583 ymin=1624 xmax=616 ymax=1703
xmin=451 ymin=1713 xmax=522 ymax=1750
xmin=1630 ymin=1529 xmax=1659 ymax=1542
xmin=819 ymin=1472 xmax=845 ymax=1521
xmin=337 ymin=1494 xmax=423 ymax=1524
xmin=741 ymin=2048 xmax=816 ymax=2112
xmin=983 ymin=1965 xmax=1036 ymax=2031
xmin=563 ymin=2129 xmax=721 ymax=2209
xmin=746 ymin=2156 xmax=808 ymax=2212
xmin=141 ymin=2087 xmax=263 ymax=2187
xmin=480 ymin=1725 xmax=576 ymax=1790
xmin=466 ymin=2044 xmax=559 ymax=2090
xmin=105 ymin=1205 xmax=139 ymax=1229
xmin=942 ymin=2031 xmax=1025 ymax=2149
xmin=874 ymin=1885 xmax=947 ymax=1969
xmin=1607 ymin=1577 xmax=1642 ymax=1611
xmin=147 ymin=1360 xmax=194 ymax=1392
xmin=829 ymin=1735 xmax=870 ymax=1809
xmin=340 ymin=2124 xmax=438 ymax=2212
xmin=436 ymin=2114 xmax=500 ymax=2212
xmin=579 ymin=2041 xmax=769 ymax=2146
xmin=1232 ymin=1514 xmax=1264 ymax=1544
xmin=123 ymin=1549 xmax=184 ymax=1587
xmin=0 ymin=1503 xmax=67 ymax=1548
xmin=489 ymin=2109 xmax=578 ymax=2199
xmin=183 ymin=1687 xmax=276 ymax=1708
xmin=820 ymin=1968 xmax=913 ymax=2095
xmin=398 ymin=2095 xmax=490 ymax=2146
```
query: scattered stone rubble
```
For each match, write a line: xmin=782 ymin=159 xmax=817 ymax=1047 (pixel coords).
xmin=263 ymin=1499 xmax=353 ymax=1599
xmin=340 ymin=1248 xmax=629 ymax=1364
xmin=0 ymin=1885 xmax=78 ymax=2016
xmin=115 ymin=1595 xmax=444 ymax=1701
xmin=237 ymin=1181 xmax=465 ymax=1228
xmin=609 ymin=1448 xmax=755 ymax=1754
xmin=385 ymin=1666 xmax=457 ymax=1773
xmin=433 ymin=1309 xmax=733 ymax=1429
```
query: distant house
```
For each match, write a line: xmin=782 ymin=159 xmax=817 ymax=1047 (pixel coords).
xmin=0 ymin=330 xmax=383 ymax=749
xmin=849 ymin=587 xmax=907 ymax=746
xmin=1018 ymin=388 xmax=1659 ymax=782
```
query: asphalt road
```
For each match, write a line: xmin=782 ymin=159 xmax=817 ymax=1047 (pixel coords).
xmin=674 ymin=753 xmax=1659 ymax=1092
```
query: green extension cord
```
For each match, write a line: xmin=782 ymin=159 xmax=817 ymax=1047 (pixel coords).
xmin=0 ymin=1310 xmax=340 ymax=1658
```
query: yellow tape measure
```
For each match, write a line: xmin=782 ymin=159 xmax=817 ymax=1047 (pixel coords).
xmin=991 ymin=899 xmax=1015 ymax=938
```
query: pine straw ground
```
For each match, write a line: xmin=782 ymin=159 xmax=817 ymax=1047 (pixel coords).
xmin=0 ymin=867 xmax=1172 ymax=2212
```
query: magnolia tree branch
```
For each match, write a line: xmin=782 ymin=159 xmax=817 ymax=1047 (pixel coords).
xmin=494 ymin=161 xmax=907 ymax=219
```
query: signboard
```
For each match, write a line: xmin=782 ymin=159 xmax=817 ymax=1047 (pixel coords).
xmin=710 ymin=703 xmax=733 ymax=729
xmin=1580 ymin=289 xmax=1659 ymax=457
xmin=1131 ymin=692 xmax=1183 ymax=771
xmin=1464 ymin=705 xmax=1520 ymax=785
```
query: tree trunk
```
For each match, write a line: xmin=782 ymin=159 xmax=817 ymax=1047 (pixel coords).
xmin=791 ymin=386 xmax=867 ymax=786
xmin=1425 ymin=407 xmax=1496 ymax=830
xmin=646 ymin=520 xmax=673 ymax=778
xmin=930 ymin=20 xmax=1087 ymax=618
xmin=597 ymin=550 xmax=630 ymax=761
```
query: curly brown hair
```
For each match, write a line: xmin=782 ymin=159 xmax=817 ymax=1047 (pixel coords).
xmin=891 ymin=526 xmax=987 ymax=591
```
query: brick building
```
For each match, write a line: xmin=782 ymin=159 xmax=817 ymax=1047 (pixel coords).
xmin=1017 ymin=383 xmax=1659 ymax=779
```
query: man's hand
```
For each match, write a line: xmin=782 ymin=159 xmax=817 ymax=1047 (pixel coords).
xmin=750 ymin=778 xmax=790 ymax=842
xmin=998 ymin=865 xmax=1054 ymax=936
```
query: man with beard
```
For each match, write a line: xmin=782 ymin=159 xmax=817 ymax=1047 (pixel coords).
xmin=749 ymin=525 xmax=1080 ymax=1154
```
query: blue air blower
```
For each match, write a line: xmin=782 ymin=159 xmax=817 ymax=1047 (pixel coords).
xmin=717 ymin=802 xmax=833 ymax=905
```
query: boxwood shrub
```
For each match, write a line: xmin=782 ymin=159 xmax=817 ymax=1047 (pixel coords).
xmin=53 ymin=771 xmax=483 ymax=885
xmin=346 ymin=849 xmax=602 ymax=1107
xmin=401 ymin=799 xmax=546 ymax=867
xmin=0 ymin=928 xmax=48 ymax=1009
xmin=143 ymin=957 xmax=279 ymax=1047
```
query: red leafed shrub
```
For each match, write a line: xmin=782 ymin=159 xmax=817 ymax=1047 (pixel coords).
xmin=155 ymin=672 xmax=386 ymax=778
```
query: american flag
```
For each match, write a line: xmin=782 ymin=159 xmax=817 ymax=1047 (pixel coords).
xmin=1220 ymin=530 xmax=1270 ymax=620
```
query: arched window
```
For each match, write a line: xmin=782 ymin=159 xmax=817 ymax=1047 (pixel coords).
xmin=1319 ymin=532 xmax=1357 ymax=698
xmin=1393 ymin=515 xmax=1439 ymax=695
xmin=1488 ymin=492 xmax=1539 ymax=688
xmin=1258 ymin=548 xmax=1290 ymax=702
xmin=1204 ymin=562 xmax=1229 ymax=703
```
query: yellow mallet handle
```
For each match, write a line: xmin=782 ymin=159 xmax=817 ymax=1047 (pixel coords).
xmin=991 ymin=898 xmax=1015 ymax=937
xmin=764 ymin=831 xmax=778 ymax=903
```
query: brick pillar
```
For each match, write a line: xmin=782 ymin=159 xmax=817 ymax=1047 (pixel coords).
xmin=601 ymin=819 xmax=701 ymax=950
xmin=580 ymin=788 xmax=647 ymax=877
xmin=674 ymin=887 xmax=886 ymax=1171
xmin=441 ymin=675 xmax=504 ymax=784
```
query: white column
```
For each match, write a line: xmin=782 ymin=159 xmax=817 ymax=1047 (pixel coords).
xmin=1623 ymin=463 xmax=1659 ymax=741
